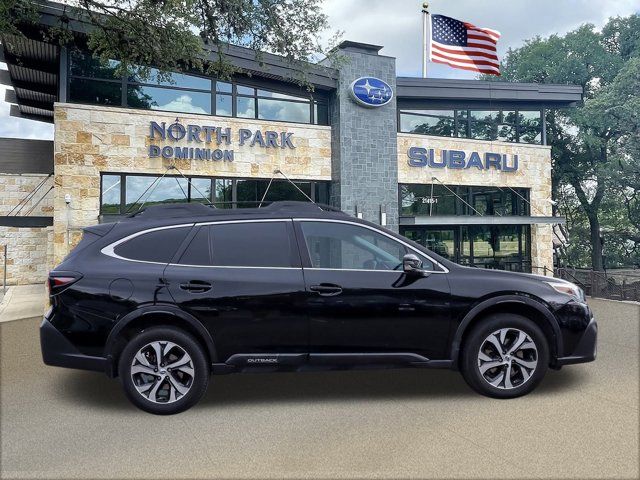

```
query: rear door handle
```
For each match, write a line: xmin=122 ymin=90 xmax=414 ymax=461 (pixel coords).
xmin=179 ymin=281 xmax=212 ymax=293
xmin=309 ymin=284 xmax=343 ymax=296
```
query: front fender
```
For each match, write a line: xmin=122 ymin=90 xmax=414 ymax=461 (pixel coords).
xmin=449 ymin=294 xmax=562 ymax=367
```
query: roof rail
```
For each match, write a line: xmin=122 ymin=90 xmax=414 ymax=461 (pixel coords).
xmin=123 ymin=201 xmax=345 ymax=221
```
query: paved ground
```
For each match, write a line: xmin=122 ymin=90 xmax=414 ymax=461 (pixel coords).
xmin=0 ymin=284 xmax=46 ymax=324
xmin=1 ymin=298 xmax=638 ymax=479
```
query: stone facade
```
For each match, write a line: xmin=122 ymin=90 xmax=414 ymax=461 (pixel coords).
xmin=52 ymin=103 xmax=332 ymax=264
xmin=324 ymin=48 xmax=399 ymax=230
xmin=0 ymin=174 xmax=54 ymax=285
xmin=397 ymin=133 xmax=554 ymax=273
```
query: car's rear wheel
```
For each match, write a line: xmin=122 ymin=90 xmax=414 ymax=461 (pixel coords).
xmin=118 ymin=327 xmax=209 ymax=414
xmin=460 ymin=314 xmax=549 ymax=398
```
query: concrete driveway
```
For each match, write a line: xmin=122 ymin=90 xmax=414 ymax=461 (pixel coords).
xmin=1 ymin=298 xmax=638 ymax=479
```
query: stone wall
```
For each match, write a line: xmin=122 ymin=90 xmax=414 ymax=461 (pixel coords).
xmin=0 ymin=174 xmax=54 ymax=285
xmin=397 ymin=134 xmax=554 ymax=273
xmin=52 ymin=103 xmax=332 ymax=264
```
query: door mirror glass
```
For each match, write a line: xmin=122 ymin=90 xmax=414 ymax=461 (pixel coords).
xmin=403 ymin=253 xmax=427 ymax=276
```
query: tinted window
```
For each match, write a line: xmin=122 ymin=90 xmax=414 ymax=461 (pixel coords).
xmin=179 ymin=227 xmax=210 ymax=265
xmin=299 ymin=222 xmax=436 ymax=271
xmin=114 ymin=227 xmax=189 ymax=263
xmin=210 ymin=222 xmax=293 ymax=267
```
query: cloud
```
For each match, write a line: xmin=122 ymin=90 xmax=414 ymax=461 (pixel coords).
xmin=0 ymin=62 xmax=54 ymax=140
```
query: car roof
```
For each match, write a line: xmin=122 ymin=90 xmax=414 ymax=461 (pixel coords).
xmin=120 ymin=201 xmax=350 ymax=226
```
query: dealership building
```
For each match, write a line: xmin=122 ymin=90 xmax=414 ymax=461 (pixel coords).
xmin=0 ymin=1 xmax=582 ymax=285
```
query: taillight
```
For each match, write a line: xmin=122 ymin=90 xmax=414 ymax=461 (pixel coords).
xmin=48 ymin=272 xmax=82 ymax=295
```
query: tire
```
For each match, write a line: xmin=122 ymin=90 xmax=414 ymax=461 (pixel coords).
xmin=460 ymin=314 xmax=549 ymax=399
xmin=118 ymin=326 xmax=209 ymax=414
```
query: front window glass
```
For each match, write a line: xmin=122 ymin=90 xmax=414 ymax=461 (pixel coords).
xmin=300 ymin=221 xmax=431 ymax=271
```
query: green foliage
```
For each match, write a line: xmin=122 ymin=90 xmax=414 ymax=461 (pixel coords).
xmin=0 ymin=0 xmax=334 ymax=89
xmin=484 ymin=15 xmax=640 ymax=269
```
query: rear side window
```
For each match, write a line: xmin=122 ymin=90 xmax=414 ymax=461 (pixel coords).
xmin=114 ymin=227 xmax=189 ymax=263
xmin=178 ymin=221 xmax=294 ymax=267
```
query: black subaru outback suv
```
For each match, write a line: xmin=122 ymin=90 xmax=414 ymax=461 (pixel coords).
xmin=41 ymin=201 xmax=597 ymax=414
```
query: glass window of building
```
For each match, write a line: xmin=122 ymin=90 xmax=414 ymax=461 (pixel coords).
xmin=190 ymin=178 xmax=212 ymax=204
xmin=101 ymin=175 xmax=121 ymax=214
xmin=400 ymin=110 xmax=456 ymax=137
xmin=69 ymin=78 xmax=122 ymax=106
xmin=124 ymin=176 xmax=189 ymax=212
xmin=400 ymin=184 xmax=529 ymax=217
xmin=68 ymin=48 xmax=328 ymax=125
xmin=401 ymin=225 xmax=531 ymax=272
xmin=127 ymin=85 xmax=211 ymax=114
xmin=399 ymin=108 xmax=543 ymax=144
xmin=101 ymin=174 xmax=330 ymax=214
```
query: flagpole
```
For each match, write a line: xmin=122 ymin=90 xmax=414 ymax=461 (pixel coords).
xmin=422 ymin=2 xmax=430 ymax=78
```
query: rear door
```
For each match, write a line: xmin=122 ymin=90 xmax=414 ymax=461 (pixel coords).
xmin=164 ymin=219 xmax=308 ymax=363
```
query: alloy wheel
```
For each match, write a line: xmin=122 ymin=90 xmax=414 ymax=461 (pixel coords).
xmin=477 ymin=328 xmax=538 ymax=390
xmin=130 ymin=341 xmax=195 ymax=404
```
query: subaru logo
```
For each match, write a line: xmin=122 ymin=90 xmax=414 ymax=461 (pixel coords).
xmin=349 ymin=77 xmax=393 ymax=107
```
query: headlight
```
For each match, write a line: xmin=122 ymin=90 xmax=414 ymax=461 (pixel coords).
xmin=545 ymin=281 xmax=585 ymax=301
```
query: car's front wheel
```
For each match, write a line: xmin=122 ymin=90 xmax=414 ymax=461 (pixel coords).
xmin=460 ymin=314 xmax=549 ymax=398
xmin=118 ymin=326 xmax=209 ymax=414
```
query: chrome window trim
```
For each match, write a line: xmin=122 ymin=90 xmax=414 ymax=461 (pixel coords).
xmin=295 ymin=218 xmax=450 ymax=274
xmin=101 ymin=223 xmax=194 ymax=264
xmin=166 ymin=264 xmax=301 ymax=270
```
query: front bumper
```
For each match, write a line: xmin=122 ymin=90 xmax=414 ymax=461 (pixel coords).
xmin=40 ymin=316 xmax=108 ymax=374
xmin=555 ymin=317 xmax=598 ymax=366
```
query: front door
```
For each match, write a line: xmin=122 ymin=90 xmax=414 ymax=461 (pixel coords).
xmin=295 ymin=220 xmax=452 ymax=361
xmin=164 ymin=219 xmax=307 ymax=363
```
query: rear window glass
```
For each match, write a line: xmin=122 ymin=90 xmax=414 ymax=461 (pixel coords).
xmin=211 ymin=222 xmax=292 ymax=267
xmin=179 ymin=227 xmax=211 ymax=265
xmin=177 ymin=221 xmax=293 ymax=267
xmin=114 ymin=227 xmax=189 ymax=263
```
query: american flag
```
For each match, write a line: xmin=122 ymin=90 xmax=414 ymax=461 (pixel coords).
xmin=429 ymin=14 xmax=501 ymax=76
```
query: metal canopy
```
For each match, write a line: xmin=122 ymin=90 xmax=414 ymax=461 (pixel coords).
xmin=396 ymin=77 xmax=583 ymax=109
xmin=0 ymin=34 xmax=58 ymax=123
xmin=400 ymin=215 xmax=566 ymax=226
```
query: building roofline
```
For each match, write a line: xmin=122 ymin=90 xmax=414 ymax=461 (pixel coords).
xmin=396 ymin=77 xmax=583 ymax=107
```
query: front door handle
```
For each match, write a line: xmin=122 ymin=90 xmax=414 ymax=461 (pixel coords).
xmin=179 ymin=281 xmax=212 ymax=293
xmin=309 ymin=284 xmax=343 ymax=296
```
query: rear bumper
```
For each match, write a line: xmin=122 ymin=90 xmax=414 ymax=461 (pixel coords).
xmin=40 ymin=317 xmax=108 ymax=374
xmin=555 ymin=317 xmax=598 ymax=366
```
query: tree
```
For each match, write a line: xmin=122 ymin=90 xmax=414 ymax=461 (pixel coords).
xmin=0 ymin=0 xmax=333 ymax=86
xmin=486 ymin=16 xmax=640 ymax=270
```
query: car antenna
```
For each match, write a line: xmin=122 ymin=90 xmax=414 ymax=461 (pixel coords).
xmin=258 ymin=169 xmax=315 ymax=208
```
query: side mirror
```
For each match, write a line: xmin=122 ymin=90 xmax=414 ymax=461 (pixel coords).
xmin=403 ymin=253 xmax=428 ymax=276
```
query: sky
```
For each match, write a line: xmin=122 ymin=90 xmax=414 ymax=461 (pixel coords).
xmin=1 ymin=0 xmax=639 ymax=141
